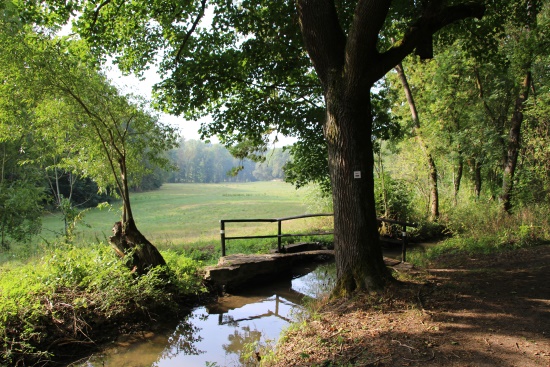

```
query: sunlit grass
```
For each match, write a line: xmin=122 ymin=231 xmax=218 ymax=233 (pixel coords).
xmin=37 ymin=181 xmax=330 ymax=251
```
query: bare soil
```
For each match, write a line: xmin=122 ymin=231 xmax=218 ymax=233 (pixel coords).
xmin=268 ymin=245 xmax=550 ymax=367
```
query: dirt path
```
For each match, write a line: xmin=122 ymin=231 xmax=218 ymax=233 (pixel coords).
xmin=268 ymin=245 xmax=550 ymax=367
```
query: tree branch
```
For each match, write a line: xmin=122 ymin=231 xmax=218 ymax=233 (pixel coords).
xmin=378 ymin=2 xmax=485 ymax=81
xmin=89 ymin=0 xmax=112 ymax=32
xmin=175 ymin=0 xmax=207 ymax=63
xmin=346 ymin=0 xmax=390 ymax=83
xmin=121 ymin=115 xmax=135 ymax=141
xmin=473 ymin=65 xmax=497 ymax=123
xmin=219 ymin=73 xmax=323 ymax=109
xmin=55 ymin=82 xmax=126 ymax=198
xmin=296 ymin=0 xmax=346 ymax=90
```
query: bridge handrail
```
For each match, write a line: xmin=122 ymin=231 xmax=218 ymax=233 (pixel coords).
xmin=220 ymin=213 xmax=416 ymax=261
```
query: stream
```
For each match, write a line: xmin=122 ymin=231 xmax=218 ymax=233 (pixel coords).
xmin=74 ymin=261 xmax=336 ymax=367
xmin=73 ymin=242 xmax=435 ymax=367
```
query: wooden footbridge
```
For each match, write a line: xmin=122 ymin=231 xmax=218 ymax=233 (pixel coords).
xmin=204 ymin=214 xmax=416 ymax=291
xmin=220 ymin=213 xmax=416 ymax=261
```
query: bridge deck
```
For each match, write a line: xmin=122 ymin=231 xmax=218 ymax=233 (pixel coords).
xmin=203 ymin=249 xmax=407 ymax=291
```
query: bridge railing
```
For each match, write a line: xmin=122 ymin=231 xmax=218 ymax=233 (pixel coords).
xmin=220 ymin=214 xmax=417 ymax=261
xmin=220 ymin=213 xmax=334 ymax=256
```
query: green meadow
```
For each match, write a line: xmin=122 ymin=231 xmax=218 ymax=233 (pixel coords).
xmin=39 ymin=181 xmax=331 ymax=252
xmin=0 ymin=181 xmax=335 ymax=365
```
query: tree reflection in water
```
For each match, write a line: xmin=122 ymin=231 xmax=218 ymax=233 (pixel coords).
xmin=293 ymin=262 xmax=336 ymax=299
xmin=153 ymin=316 xmax=205 ymax=365
xmin=214 ymin=262 xmax=336 ymax=366
xmin=79 ymin=262 xmax=336 ymax=367
xmin=222 ymin=326 xmax=263 ymax=366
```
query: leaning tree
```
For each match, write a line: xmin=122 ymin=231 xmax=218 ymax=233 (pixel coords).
xmin=40 ymin=42 xmax=178 ymax=273
xmin=4 ymin=25 xmax=177 ymax=272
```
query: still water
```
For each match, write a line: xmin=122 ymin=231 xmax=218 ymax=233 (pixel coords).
xmin=76 ymin=262 xmax=335 ymax=367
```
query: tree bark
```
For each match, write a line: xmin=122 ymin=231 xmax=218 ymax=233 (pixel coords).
xmin=453 ymin=153 xmax=463 ymax=206
xmin=326 ymin=88 xmax=393 ymax=295
xmin=501 ymin=71 xmax=531 ymax=212
xmin=395 ymin=63 xmax=439 ymax=220
xmin=470 ymin=158 xmax=482 ymax=199
xmin=110 ymin=219 xmax=166 ymax=274
xmin=377 ymin=150 xmax=390 ymax=218
xmin=109 ymin=155 xmax=166 ymax=273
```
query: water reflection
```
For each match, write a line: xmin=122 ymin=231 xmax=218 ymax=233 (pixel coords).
xmin=214 ymin=294 xmax=294 ymax=325
xmin=76 ymin=262 xmax=335 ymax=367
xmin=157 ymin=321 xmax=204 ymax=362
xmin=222 ymin=326 xmax=262 ymax=366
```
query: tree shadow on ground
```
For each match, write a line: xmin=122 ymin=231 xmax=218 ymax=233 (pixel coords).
xmin=269 ymin=245 xmax=550 ymax=367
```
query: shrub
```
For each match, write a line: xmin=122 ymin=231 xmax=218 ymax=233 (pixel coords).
xmin=161 ymin=250 xmax=207 ymax=295
xmin=375 ymin=173 xmax=414 ymax=221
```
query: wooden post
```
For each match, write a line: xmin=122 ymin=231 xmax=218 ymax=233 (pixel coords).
xmin=277 ymin=220 xmax=282 ymax=252
xmin=220 ymin=220 xmax=226 ymax=256
xmin=401 ymin=225 xmax=408 ymax=263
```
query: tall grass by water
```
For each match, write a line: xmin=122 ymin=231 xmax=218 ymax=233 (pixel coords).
xmin=406 ymin=202 xmax=550 ymax=267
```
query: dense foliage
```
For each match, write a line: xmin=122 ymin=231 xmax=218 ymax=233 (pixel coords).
xmin=0 ymin=9 xmax=179 ymax=249
xmin=383 ymin=0 xmax=550 ymax=219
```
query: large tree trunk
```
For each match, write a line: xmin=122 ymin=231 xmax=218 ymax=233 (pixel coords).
xmin=297 ymin=0 xmax=484 ymax=296
xmin=501 ymin=71 xmax=531 ymax=212
xmin=109 ymin=218 xmax=166 ymax=274
xmin=326 ymin=89 xmax=392 ymax=296
xmin=395 ymin=63 xmax=439 ymax=220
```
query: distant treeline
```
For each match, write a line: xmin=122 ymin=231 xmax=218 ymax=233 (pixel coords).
xmin=166 ymin=139 xmax=291 ymax=183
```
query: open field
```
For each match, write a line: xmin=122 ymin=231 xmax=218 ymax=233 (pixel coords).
xmin=39 ymin=181 xmax=331 ymax=251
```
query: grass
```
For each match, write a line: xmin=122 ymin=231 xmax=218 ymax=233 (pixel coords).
xmin=406 ymin=202 xmax=550 ymax=267
xmin=8 ymin=181 xmax=331 ymax=264
xmin=0 ymin=242 xmax=206 ymax=366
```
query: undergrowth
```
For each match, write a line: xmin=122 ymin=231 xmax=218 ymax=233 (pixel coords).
xmin=0 ymin=242 xmax=205 ymax=366
xmin=407 ymin=203 xmax=550 ymax=267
